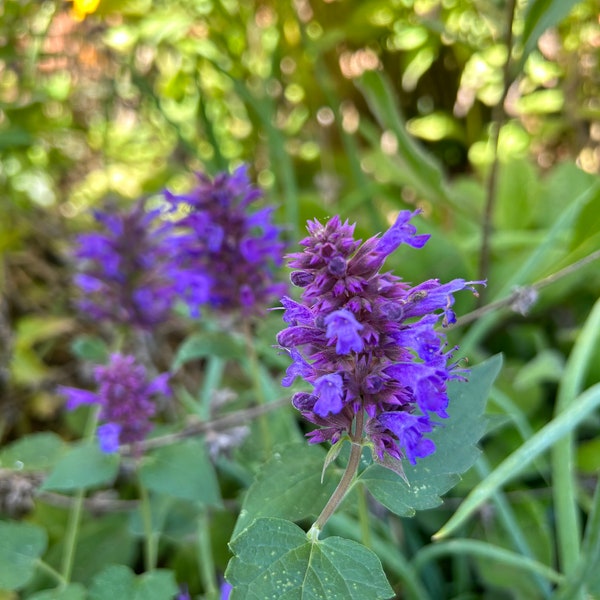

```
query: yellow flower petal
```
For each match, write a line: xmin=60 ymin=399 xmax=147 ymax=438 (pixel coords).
xmin=71 ymin=0 xmax=101 ymax=20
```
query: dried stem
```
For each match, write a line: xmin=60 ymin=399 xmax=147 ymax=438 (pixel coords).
xmin=477 ymin=0 xmax=518 ymax=300
xmin=120 ymin=396 xmax=289 ymax=455
xmin=449 ymin=248 xmax=600 ymax=330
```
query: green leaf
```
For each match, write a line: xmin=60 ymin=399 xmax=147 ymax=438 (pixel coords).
xmin=232 ymin=445 xmax=339 ymax=538
xmin=227 ymin=518 xmax=394 ymax=599
xmin=0 ymin=432 xmax=65 ymax=471
xmin=0 ymin=521 xmax=47 ymax=590
xmin=435 ymin=380 xmax=600 ymax=540
xmin=358 ymin=355 xmax=502 ymax=516
xmin=89 ymin=565 xmax=178 ymax=600
xmin=519 ymin=0 xmax=582 ymax=66
xmin=172 ymin=332 xmax=245 ymax=371
xmin=29 ymin=584 xmax=87 ymax=600
xmin=356 ymin=69 xmax=451 ymax=206
xmin=41 ymin=443 xmax=119 ymax=491
xmin=139 ymin=438 xmax=221 ymax=506
xmin=70 ymin=335 xmax=109 ymax=363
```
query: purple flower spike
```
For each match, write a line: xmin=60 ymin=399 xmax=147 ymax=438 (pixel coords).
xmin=72 ymin=199 xmax=177 ymax=329
xmin=165 ymin=165 xmax=286 ymax=317
xmin=278 ymin=211 xmax=483 ymax=468
xmin=59 ymin=354 xmax=170 ymax=453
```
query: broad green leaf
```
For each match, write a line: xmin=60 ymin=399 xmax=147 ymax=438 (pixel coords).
xmin=0 ymin=432 xmax=65 ymax=471
xmin=227 ymin=518 xmax=394 ymax=600
xmin=41 ymin=443 xmax=119 ymax=491
xmin=519 ymin=0 xmax=582 ymax=66
xmin=172 ymin=332 xmax=245 ymax=371
xmin=89 ymin=565 xmax=178 ymax=600
xmin=139 ymin=438 xmax=221 ymax=506
xmin=358 ymin=355 xmax=502 ymax=516
xmin=435 ymin=381 xmax=600 ymax=539
xmin=0 ymin=521 xmax=47 ymax=590
xmin=29 ymin=584 xmax=86 ymax=600
xmin=232 ymin=445 xmax=339 ymax=538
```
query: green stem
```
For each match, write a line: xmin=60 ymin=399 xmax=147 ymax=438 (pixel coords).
xmin=242 ymin=321 xmax=273 ymax=455
xmin=37 ymin=559 xmax=68 ymax=587
xmin=60 ymin=408 xmax=99 ymax=582
xmin=138 ymin=479 xmax=157 ymax=571
xmin=309 ymin=410 xmax=365 ymax=539
xmin=60 ymin=489 xmax=85 ymax=582
xmin=198 ymin=509 xmax=218 ymax=600
xmin=200 ymin=355 xmax=226 ymax=419
xmin=357 ymin=483 xmax=372 ymax=550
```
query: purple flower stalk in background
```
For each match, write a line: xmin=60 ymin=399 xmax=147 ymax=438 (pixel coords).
xmin=277 ymin=211 xmax=483 ymax=470
xmin=58 ymin=354 xmax=170 ymax=453
xmin=165 ymin=165 xmax=286 ymax=317
xmin=72 ymin=199 xmax=176 ymax=329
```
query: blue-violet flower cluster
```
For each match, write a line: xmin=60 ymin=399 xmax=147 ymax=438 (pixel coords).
xmin=165 ymin=165 xmax=286 ymax=317
xmin=73 ymin=200 xmax=176 ymax=329
xmin=58 ymin=354 xmax=170 ymax=453
xmin=277 ymin=211 xmax=483 ymax=468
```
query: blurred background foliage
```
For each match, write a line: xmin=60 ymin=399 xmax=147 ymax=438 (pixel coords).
xmin=1 ymin=0 xmax=599 ymax=597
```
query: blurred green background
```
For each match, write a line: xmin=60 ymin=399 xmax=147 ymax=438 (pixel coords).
xmin=1 ymin=0 xmax=599 ymax=597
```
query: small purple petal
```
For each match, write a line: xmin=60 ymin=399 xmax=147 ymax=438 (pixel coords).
xmin=324 ymin=309 xmax=364 ymax=354
xmin=58 ymin=386 xmax=99 ymax=410
xmin=97 ymin=423 xmax=121 ymax=453
xmin=376 ymin=210 xmax=430 ymax=256
xmin=314 ymin=373 xmax=345 ymax=416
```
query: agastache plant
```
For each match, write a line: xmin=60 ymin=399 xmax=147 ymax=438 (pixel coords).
xmin=58 ymin=353 xmax=170 ymax=453
xmin=72 ymin=199 xmax=176 ymax=329
xmin=277 ymin=210 xmax=483 ymax=533
xmin=165 ymin=165 xmax=286 ymax=318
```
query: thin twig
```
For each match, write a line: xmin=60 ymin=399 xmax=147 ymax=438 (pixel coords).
xmin=120 ymin=396 xmax=291 ymax=455
xmin=449 ymin=248 xmax=600 ymax=330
